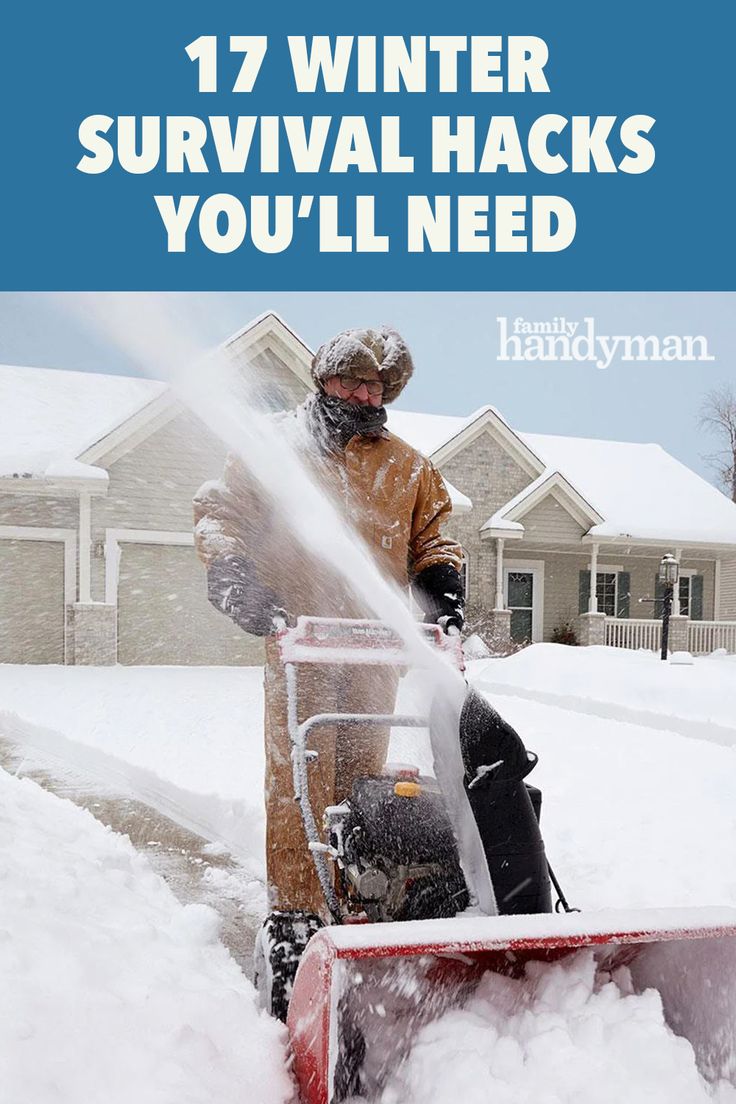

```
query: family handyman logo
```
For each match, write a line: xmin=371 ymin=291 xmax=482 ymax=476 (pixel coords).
xmin=497 ymin=316 xmax=714 ymax=370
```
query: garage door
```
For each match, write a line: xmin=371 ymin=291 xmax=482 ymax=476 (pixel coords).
xmin=0 ymin=539 xmax=65 ymax=663
xmin=117 ymin=543 xmax=263 ymax=665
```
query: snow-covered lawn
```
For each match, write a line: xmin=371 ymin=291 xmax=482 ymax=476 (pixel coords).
xmin=472 ymin=644 xmax=736 ymax=743
xmin=0 ymin=769 xmax=291 ymax=1104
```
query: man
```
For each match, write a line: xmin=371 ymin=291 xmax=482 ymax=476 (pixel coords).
xmin=193 ymin=326 xmax=464 ymax=1016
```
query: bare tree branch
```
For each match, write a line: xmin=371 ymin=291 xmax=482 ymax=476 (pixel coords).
xmin=699 ymin=385 xmax=736 ymax=502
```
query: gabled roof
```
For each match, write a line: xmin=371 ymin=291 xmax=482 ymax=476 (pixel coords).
xmin=522 ymin=433 xmax=736 ymax=547
xmin=224 ymin=311 xmax=315 ymax=391
xmin=6 ymin=316 xmax=736 ymax=548
xmin=483 ymin=471 xmax=604 ymax=538
xmin=388 ymin=406 xmax=545 ymax=479
xmin=389 ymin=410 xmax=736 ymax=548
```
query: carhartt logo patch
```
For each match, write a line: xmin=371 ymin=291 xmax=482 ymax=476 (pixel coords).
xmin=381 ymin=535 xmax=393 ymax=550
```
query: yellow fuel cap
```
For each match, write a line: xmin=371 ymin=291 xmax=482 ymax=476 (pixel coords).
xmin=394 ymin=780 xmax=421 ymax=798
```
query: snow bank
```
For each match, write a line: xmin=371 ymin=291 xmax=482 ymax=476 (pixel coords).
xmin=0 ymin=769 xmax=291 ymax=1104
xmin=379 ymin=951 xmax=736 ymax=1104
xmin=472 ymin=644 xmax=736 ymax=744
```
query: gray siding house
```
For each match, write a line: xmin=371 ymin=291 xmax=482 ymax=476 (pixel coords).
xmin=2 ymin=311 xmax=736 ymax=665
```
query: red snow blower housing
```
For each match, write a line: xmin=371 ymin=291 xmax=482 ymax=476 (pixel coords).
xmin=268 ymin=617 xmax=736 ymax=1104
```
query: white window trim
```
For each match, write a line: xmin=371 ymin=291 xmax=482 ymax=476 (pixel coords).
xmin=674 ymin=569 xmax=698 ymax=617
xmin=595 ymin=569 xmax=623 ymax=618
xmin=0 ymin=526 xmax=78 ymax=663
xmin=104 ymin=528 xmax=194 ymax=605
xmin=504 ymin=558 xmax=545 ymax=643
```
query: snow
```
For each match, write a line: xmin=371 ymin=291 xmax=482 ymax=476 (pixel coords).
xmin=325 ymin=905 xmax=736 ymax=954
xmin=522 ymin=431 xmax=736 ymax=545
xmin=3 ymin=644 xmax=736 ymax=1100
xmin=3 ymin=647 xmax=736 ymax=911
xmin=0 ymin=665 xmax=267 ymax=871
xmin=471 ymin=643 xmax=736 ymax=745
xmin=0 ymin=363 xmax=166 ymax=478
xmin=379 ymin=951 xmax=736 ymax=1104
xmin=387 ymin=408 xmax=477 ymax=455
xmin=0 ymin=768 xmax=292 ymax=1104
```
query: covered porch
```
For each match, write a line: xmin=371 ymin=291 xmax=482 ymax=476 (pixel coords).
xmin=480 ymin=528 xmax=736 ymax=655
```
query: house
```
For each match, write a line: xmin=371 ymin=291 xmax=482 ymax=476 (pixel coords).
xmin=2 ymin=311 xmax=736 ymax=666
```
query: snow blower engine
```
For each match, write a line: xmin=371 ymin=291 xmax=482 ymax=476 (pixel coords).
xmin=279 ymin=616 xmax=552 ymax=930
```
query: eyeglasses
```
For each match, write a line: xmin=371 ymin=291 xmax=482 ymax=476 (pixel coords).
xmin=338 ymin=375 xmax=384 ymax=396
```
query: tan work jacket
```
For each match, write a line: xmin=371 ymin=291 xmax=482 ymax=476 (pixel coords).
xmin=193 ymin=427 xmax=462 ymax=618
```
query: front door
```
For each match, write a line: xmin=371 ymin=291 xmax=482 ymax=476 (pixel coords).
xmin=504 ymin=561 xmax=545 ymax=644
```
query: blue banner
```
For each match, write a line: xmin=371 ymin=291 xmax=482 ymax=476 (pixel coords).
xmin=1 ymin=0 xmax=733 ymax=289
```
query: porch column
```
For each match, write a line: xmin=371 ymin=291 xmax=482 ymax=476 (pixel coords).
xmin=488 ymin=536 xmax=512 ymax=653
xmin=78 ymin=492 xmax=92 ymax=604
xmin=673 ymin=547 xmax=683 ymax=615
xmin=588 ymin=541 xmax=599 ymax=613
xmin=494 ymin=538 xmax=505 ymax=609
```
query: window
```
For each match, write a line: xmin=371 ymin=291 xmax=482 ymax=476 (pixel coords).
xmin=507 ymin=570 xmax=534 ymax=643
xmin=654 ymin=572 xmax=703 ymax=619
xmin=677 ymin=575 xmax=691 ymax=616
xmin=596 ymin=572 xmax=617 ymax=617
xmin=579 ymin=569 xmax=630 ymax=618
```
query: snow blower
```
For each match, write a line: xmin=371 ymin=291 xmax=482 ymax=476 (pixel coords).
xmin=272 ymin=617 xmax=736 ymax=1103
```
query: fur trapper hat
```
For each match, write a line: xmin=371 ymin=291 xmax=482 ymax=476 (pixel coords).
xmin=311 ymin=326 xmax=413 ymax=404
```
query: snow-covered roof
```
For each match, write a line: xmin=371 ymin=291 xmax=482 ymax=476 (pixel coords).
xmin=0 ymin=364 xmax=166 ymax=481
xmin=442 ymin=479 xmax=472 ymax=513
xmin=388 ymin=408 xmax=736 ymax=547
xmin=6 ymin=352 xmax=736 ymax=548
xmin=388 ymin=406 xmax=522 ymax=459
xmin=521 ymin=432 xmax=736 ymax=546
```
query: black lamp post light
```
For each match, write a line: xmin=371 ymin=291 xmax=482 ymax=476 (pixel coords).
xmin=658 ymin=552 xmax=680 ymax=661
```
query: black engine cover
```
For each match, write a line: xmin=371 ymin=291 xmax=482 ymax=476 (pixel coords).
xmin=340 ymin=776 xmax=469 ymax=920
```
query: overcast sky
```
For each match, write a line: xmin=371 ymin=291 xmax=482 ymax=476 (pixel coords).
xmin=1 ymin=291 xmax=733 ymax=487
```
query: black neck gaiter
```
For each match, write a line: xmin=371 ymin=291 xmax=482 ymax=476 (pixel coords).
xmin=304 ymin=392 xmax=387 ymax=454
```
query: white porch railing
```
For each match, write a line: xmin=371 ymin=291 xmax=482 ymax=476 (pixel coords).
xmin=604 ymin=618 xmax=736 ymax=654
xmin=688 ymin=621 xmax=736 ymax=655
xmin=605 ymin=618 xmax=662 ymax=651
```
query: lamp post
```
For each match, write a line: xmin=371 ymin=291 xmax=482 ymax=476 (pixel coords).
xmin=659 ymin=553 xmax=680 ymax=661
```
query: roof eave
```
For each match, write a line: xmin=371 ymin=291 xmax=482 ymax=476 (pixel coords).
xmin=0 ymin=474 xmax=108 ymax=498
xmin=582 ymin=532 xmax=736 ymax=554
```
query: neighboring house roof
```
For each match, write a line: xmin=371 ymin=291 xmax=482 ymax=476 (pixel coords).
xmin=0 ymin=363 xmax=165 ymax=483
